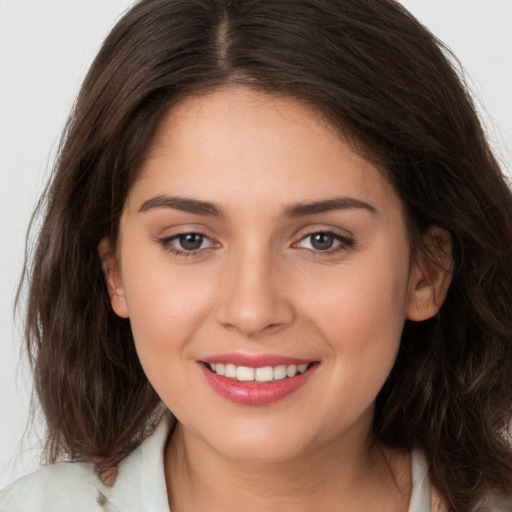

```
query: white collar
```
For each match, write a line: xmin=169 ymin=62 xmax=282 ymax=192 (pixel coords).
xmin=408 ymin=449 xmax=431 ymax=512
xmin=102 ymin=413 xmax=172 ymax=512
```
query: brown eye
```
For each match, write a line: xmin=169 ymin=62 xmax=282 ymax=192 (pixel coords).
xmin=309 ymin=233 xmax=335 ymax=251
xmin=294 ymin=230 xmax=355 ymax=255
xmin=158 ymin=231 xmax=218 ymax=256
xmin=178 ymin=233 xmax=205 ymax=251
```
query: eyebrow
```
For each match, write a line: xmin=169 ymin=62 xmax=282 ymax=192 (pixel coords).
xmin=138 ymin=195 xmax=225 ymax=217
xmin=282 ymin=197 xmax=378 ymax=218
xmin=138 ymin=194 xmax=377 ymax=218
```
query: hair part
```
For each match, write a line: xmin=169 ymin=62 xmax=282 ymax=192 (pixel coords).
xmin=20 ymin=1 xmax=512 ymax=510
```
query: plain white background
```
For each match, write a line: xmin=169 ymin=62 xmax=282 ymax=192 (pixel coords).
xmin=1 ymin=0 xmax=511 ymax=488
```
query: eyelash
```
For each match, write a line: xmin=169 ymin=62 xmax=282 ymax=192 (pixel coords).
xmin=157 ymin=230 xmax=355 ymax=258
xmin=294 ymin=231 xmax=355 ymax=256
xmin=157 ymin=232 xmax=215 ymax=259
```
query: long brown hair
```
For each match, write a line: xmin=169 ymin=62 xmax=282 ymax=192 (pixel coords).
xmin=20 ymin=1 xmax=512 ymax=510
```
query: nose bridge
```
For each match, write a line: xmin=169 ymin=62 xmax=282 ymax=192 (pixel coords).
xmin=216 ymin=240 xmax=293 ymax=337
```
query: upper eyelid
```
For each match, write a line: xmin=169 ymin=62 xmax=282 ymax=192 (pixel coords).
xmin=292 ymin=221 xmax=354 ymax=236
xmin=161 ymin=232 xmax=216 ymax=246
xmin=295 ymin=231 xmax=354 ymax=245
xmin=294 ymin=227 xmax=354 ymax=242
xmin=157 ymin=227 xmax=215 ymax=243
xmin=162 ymin=231 xmax=210 ymax=240
xmin=299 ymin=229 xmax=352 ymax=239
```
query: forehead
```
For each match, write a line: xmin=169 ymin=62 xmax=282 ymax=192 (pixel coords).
xmin=126 ymin=86 xmax=402 ymax=217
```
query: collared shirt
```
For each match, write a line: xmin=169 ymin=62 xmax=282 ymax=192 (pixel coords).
xmin=0 ymin=414 xmax=506 ymax=512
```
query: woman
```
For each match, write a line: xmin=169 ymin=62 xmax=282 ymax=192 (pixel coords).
xmin=1 ymin=1 xmax=512 ymax=511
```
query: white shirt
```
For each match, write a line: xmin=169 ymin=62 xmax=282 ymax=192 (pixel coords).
xmin=0 ymin=415 xmax=506 ymax=512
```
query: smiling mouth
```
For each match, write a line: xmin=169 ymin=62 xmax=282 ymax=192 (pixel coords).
xmin=203 ymin=362 xmax=314 ymax=383
xmin=200 ymin=360 xmax=319 ymax=405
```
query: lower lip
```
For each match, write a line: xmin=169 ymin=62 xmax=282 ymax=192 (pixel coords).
xmin=199 ymin=363 xmax=317 ymax=405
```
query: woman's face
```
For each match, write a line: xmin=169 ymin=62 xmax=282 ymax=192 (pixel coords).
xmin=105 ymin=86 xmax=429 ymax=463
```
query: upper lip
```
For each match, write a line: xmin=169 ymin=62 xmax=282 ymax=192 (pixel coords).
xmin=199 ymin=353 xmax=317 ymax=367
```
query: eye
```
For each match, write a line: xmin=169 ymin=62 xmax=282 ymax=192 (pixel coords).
xmin=305 ymin=232 xmax=336 ymax=251
xmin=295 ymin=231 xmax=355 ymax=253
xmin=176 ymin=233 xmax=207 ymax=251
xmin=158 ymin=232 xmax=217 ymax=255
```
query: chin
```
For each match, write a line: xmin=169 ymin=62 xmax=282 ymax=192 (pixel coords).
xmin=193 ymin=417 xmax=322 ymax=464
xmin=214 ymin=437 xmax=307 ymax=464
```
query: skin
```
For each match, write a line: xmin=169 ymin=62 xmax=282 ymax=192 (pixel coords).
xmin=101 ymin=86 xmax=451 ymax=511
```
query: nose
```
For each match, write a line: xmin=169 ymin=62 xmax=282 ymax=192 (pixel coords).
xmin=216 ymin=246 xmax=295 ymax=338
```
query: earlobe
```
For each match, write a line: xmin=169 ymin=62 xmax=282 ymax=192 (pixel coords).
xmin=406 ymin=226 xmax=453 ymax=322
xmin=98 ymin=237 xmax=129 ymax=318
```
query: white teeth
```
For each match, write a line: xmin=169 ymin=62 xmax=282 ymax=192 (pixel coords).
xmin=286 ymin=364 xmax=297 ymax=377
xmin=207 ymin=362 xmax=311 ymax=382
xmin=225 ymin=364 xmax=237 ymax=378
xmin=236 ymin=366 xmax=254 ymax=381
xmin=255 ymin=366 xmax=274 ymax=382
xmin=273 ymin=365 xmax=287 ymax=380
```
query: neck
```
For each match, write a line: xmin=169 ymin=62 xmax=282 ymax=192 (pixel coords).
xmin=164 ymin=421 xmax=411 ymax=512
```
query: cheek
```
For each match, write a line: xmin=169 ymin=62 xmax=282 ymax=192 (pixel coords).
xmin=122 ymin=274 xmax=212 ymax=414
xmin=300 ymin=251 xmax=410 ymax=404
xmin=118 ymin=248 xmax=218 ymax=386
xmin=304 ymin=251 xmax=409 ymax=335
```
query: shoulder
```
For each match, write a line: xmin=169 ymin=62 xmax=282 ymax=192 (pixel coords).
xmin=0 ymin=460 xmax=109 ymax=512
xmin=0 ymin=413 xmax=172 ymax=512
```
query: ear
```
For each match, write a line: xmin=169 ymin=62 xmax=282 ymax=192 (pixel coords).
xmin=98 ymin=237 xmax=129 ymax=318
xmin=406 ymin=226 xmax=453 ymax=322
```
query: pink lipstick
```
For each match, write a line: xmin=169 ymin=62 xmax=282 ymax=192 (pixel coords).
xmin=198 ymin=354 xmax=318 ymax=405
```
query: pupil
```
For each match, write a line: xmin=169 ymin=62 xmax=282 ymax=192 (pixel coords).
xmin=180 ymin=234 xmax=203 ymax=250
xmin=311 ymin=233 xmax=334 ymax=250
